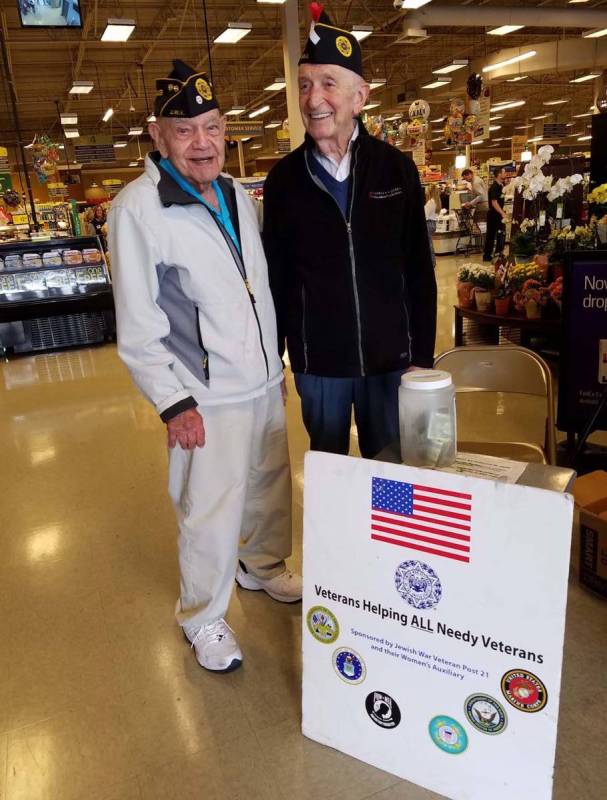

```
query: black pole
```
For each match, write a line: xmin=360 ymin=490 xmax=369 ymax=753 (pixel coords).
xmin=54 ymin=100 xmax=72 ymax=183
xmin=139 ymin=63 xmax=151 ymax=118
xmin=201 ymin=0 xmax=214 ymax=86
xmin=0 ymin=26 xmax=39 ymax=230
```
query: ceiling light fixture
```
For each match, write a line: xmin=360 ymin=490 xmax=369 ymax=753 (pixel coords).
xmin=521 ymin=149 xmax=532 ymax=162
xmin=421 ymin=77 xmax=452 ymax=89
xmin=401 ymin=0 xmax=433 ymax=8
xmin=489 ymin=115 xmax=504 ymax=121
xmin=146 ymin=114 xmax=157 ymax=123
xmin=573 ymin=111 xmax=593 ymax=118
xmin=432 ymin=59 xmax=469 ymax=75
xmin=455 ymin=153 xmax=467 ymax=169
xmin=351 ymin=25 xmax=373 ymax=41
xmin=369 ymin=79 xmax=387 ymax=91
xmin=69 ymin=81 xmax=94 ymax=94
xmin=363 ymin=102 xmax=381 ymax=110
xmin=128 ymin=126 xmax=143 ymax=136
xmin=583 ymin=28 xmax=607 ymax=38
xmin=60 ymin=113 xmax=77 ymax=125
xmin=250 ymin=143 xmax=263 ymax=149
xmin=515 ymin=125 xmax=532 ymax=130
xmin=214 ymin=23 xmax=252 ymax=44
xmin=531 ymin=114 xmax=551 ymax=120
xmin=101 ymin=18 xmax=135 ymax=42
xmin=528 ymin=136 xmax=544 ymax=142
xmin=471 ymin=140 xmax=483 ymax=145
xmin=256 ymin=0 xmax=286 ymax=4
xmin=64 ymin=129 xmax=79 ymax=139
xmin=265 ymin=121 xmax=281 ymax=128
xmin=506 ymin=75 xmax=528 ymax=83
xmin=249 ymin=105 xmax=270 ymax=118
xmin=128 ymin=161 xmax=139 ymax=166
xmin=543 ymin=99 xmax=568 ymax=106
xmin=482 ymin=50 xmax=536 ymax=74
xmin=102 ymin=108 xmax=114 ymax=122
xmin=491 ymin=100 xmax=526 ymax=111
xmin=569 ymin=73 xmax=600 ymax=83
xmin=226 ymin=107 xmax=246 ymax=116
xmin=489 ymin=125 xmax=502 ymax=131
xmin=385 ymin=115 xmax=402 ymax=122
xmin=113 ymin=141 xmax=127 ymax=148
xmin=264 ymin=79 xmax=286 ymax=91
xmin=577 ymin=135 xmax=592 ymax=141
xmin=488 ymin=25 xmax=525 ymax=36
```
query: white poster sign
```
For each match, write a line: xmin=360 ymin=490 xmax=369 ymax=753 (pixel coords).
xmin=412 ymin=138 xmax=426 ymax=167
xmin=302 ymin=452 xmax=573 ymax=800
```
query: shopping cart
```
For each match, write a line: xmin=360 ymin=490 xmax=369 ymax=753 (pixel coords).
xmin=455 ymin=208 xmax=484 ymax=256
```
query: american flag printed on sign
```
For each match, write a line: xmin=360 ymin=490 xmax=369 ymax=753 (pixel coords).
xmin=371 ymin=477 xmax=472 ymax=563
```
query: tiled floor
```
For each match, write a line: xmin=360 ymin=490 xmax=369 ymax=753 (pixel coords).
xmin=0 ymin=255 xmax=605 ymax=799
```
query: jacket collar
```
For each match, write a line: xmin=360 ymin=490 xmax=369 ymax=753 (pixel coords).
xmin=147 ymin=151 xmax=234 ymax=208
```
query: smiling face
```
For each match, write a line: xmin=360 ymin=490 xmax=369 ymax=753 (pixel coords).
xmin=149 ymin=109 xmax=226 ymax=193
xmin=298 ymin=64 xmax=368 ymax=149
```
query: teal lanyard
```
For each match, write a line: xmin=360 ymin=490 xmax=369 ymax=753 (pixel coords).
xmin=159 ymin=158 xmax=241 ymax=256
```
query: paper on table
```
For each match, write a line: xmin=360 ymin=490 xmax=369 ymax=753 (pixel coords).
xmin=437 ymin=451 xmax=527 ymax=484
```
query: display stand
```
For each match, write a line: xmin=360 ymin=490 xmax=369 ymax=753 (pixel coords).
xmin=454 ymin=305 xmax=560 ymax=348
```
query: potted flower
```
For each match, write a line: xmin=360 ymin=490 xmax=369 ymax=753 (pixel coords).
xmin=468 ymin=264 xmax=495 ymax=312
xmin=494 ymin=286 xmax=511 ymax=317
xmin=588 ymin=183 xmax=607 ymax=243
xmin=508 ymin=261 xmax=544 ymax=292
xmin=511 ymin=218 xmax=537 ymax=264
xmin=456 ymin=263 xmax=476 ymax=309
xmin=513 ymin=279 xmax=548 ymax=319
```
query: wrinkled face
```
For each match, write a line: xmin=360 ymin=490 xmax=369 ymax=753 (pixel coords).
xmin=149 ymin=109 xmax=226 ymax=191
xmin=298 ymin=64 xmax=368 ymax=144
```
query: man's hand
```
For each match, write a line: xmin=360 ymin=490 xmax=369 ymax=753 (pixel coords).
xmin=167 ymin=408 xmax=205 ymax=450
xmin=280 ymin=377 xmax=288 ymax=405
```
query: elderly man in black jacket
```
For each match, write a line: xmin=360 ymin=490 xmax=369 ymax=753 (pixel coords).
xmin=263 ymin=4 xmax=437 ymax=458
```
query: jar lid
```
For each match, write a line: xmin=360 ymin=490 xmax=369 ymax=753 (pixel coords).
xmin=401 ymin=369 xmax=453 ymax=391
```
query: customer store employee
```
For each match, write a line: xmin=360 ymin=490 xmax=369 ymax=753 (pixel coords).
xmin=484 ymin=166 xmax=508 ymax=262
xmin=263 ymin=4 xmax=437 ymax=458
xmin=109 ymin=60 xmax=301 ymax=675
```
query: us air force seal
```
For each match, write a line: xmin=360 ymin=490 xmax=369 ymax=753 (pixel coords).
xmin=333 ymin=648 xmax=366 ymax=685
xmin=465 ymin=694 xmax=507 ymax=735
xmin=365 ymin=691 xmax=401 ymax=729
xmin=428 ymin=716 xmax=468 ymax=755
xmin=501 ymin=669 xmax=547 ymax=713
xmin=394 ymin=560 xmax=442 ymax=610
xmin=306 ymin=606 xmax=339 ymax=644
xmin=336 ymin=36 xmax=353 ymax=58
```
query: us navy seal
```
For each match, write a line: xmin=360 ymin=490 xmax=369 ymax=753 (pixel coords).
xmin=465 ymin=693 xmax=507 ymax=735
xmin=394 ymin=560 xmax=442 ymax=610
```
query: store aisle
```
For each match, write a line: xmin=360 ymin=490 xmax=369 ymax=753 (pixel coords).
xmin=0 ymin=255 xmax=605 ymax=800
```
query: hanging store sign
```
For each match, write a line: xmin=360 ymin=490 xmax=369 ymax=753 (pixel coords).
xmin=276 ymin=130 xmax=291 ymax=153
xmin=543 ymin=123 xmax=568 ymax=140
xmin=476 ymin=86 xmax=491 ymax=141
xmin=412 ymin=138 xmax=426 ymax=167
xmin=102 ymin=178 xmax=124 ymax=198
xmin=225 ymin=121 xmax=264 ymax=139
xmin=73 ymin=135 xmax=115 ymax=164
xmin=0 ymin=146 xmax=9 ymax=172
xmin=302 ymin=451 xmax=573 ymax=800
xmin=511 ymin=135 xmax=528 ymax=162
xmin=47 ymin=182 xmax=68 ymax=199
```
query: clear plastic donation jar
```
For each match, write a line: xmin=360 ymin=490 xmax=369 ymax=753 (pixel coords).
xmin=399 ymin=370 xmax=457 ymax=468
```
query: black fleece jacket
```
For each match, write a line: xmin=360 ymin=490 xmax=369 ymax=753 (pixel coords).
xmin=263 ymin=121 xmax=437 ymax=378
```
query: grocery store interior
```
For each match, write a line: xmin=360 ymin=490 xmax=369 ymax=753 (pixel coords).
xmin=1 ymin=1 xmax=607 ymax=799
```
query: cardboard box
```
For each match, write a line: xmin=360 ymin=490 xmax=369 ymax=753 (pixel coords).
xmin=574 ymin=471 xmax=607 ymax=599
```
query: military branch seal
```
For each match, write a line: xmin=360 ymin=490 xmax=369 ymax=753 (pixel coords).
xmin=333 ymin=647 xmax=366 ymax=685
xmin=465 ymin=693 xmax=508 ymax=735
xmin=306 ymin=606 xmax=340 ymax=644
xmin=428 ymin=715 xmax=469 ymax=755
xmin=501 ymin=669 xmax=547 ymax=713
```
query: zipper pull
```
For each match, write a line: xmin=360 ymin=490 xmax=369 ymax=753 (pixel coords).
xmin=346 ymin=222 xmax=352 ymax=234
xmin=245 ymin=279 xmax=256 ymax=303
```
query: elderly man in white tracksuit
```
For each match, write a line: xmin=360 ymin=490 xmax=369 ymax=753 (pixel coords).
xmin=109 ymin=60 xmax=301 ymax=674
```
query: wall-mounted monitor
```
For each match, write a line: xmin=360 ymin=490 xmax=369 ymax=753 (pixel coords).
xmin=18 ymin=0 xmax=82 ymax=28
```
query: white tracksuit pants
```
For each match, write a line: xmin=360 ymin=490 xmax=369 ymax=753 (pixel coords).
xmin=168 ymin=384 xmax=292 ymax=630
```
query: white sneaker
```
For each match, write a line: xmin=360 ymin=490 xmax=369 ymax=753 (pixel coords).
xmin=236 ymin=565 xmax=302 ymax=603
xmin=185 ymin=619 xmax=242 ymax=673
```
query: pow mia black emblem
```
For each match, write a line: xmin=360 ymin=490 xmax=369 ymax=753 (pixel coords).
xmin=365 ymin=691 xmax=401 ymax=729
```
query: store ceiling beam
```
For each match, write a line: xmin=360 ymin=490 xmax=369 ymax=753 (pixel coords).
xmin=404 ymin=5 xmax=607 ymax=30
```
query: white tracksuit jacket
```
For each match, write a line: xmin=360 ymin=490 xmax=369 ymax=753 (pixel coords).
xmin=108 ymin=153 xmax=283 ymax=419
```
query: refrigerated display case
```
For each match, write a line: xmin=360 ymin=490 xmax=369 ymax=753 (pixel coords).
xmin=0 ymin=235 xmax=115 ymax=355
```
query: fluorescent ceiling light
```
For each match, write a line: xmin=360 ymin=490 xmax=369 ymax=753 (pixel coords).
xmin=363 ymin=102 xmax=381 ymax=110
xmin=421 ymin=78 xmax=452 ymax=89
xmin=60 ymin=113 xmax=77 ymax=125
xmin=491 ymin=100 xmax=526 ymax=111
xmin=578 ymin=135 xmax=592 ymax=141
xmin=214 ymin=23 xmax=252 ymax=44
xmin=226 ymin=107 xmax=245 ymax=116
xmin=531 ymin=114 xmax=551 ymax=120
xmin=431 ymin=136 xmax=443 ymax=141
xmin=249 ymin=105 xmax=270 ymax=118
xmin=64 ymin=129 xmax=79 ymax=139
xmin=430 ymin=116 xmax=445 ymax=123
xmin=570 ymin=0 xmax=589 ymax=3
xmin=113 ymin=141 xmax=127 ymax=148
xmin=570 ymin=73 xmax=600 ymax=83
xmin=369 ymin=79 xmax=387 ymax=91
xmin=385 ymin=115 xmax=402 ymax=121
xmin=515 ymin=124 xmax=532 ymax=130
xmin=351 ymin=25 xmax=373 ymax=42
xmin=257 ymin=0 xmax=286 ymax=4
xmin=241 ymin=138 xmax=251 ymax=142
xmin=488 ymin=25 xmax=525 ymax=36
xmin=482 ymin=50 xmax=536 ymax=74
xmin=128 ymin=127 xmax=143 ymax=136
xmin=565 ymin=123 xmax=575 ymax=127
xmin=102 ymin=108 xmax=114 ymax=122
xmin=455 ymin=154 xmax=467 ymax=168
xmin=489 ymin=125 xmax=501 ymax=131
xmin=573 ymin=112 xmax=593 ymax=118
xmin=506 ymin=75 xmax=528 ymax=83
xmin=250 ymin=144 xmax=263 ymax=149
xmin=58 ymin=144 xmax=64 ymax=149
xmin=402 ymin=0 xmax=432 ymax=7
xmin=147 ymin=114 xmax=157 ymax=123
xmin=101 ymin=18 xmax=135 ymax=42
xmin=128 ymin=161 xmax=139 ymax=166
xmin=265 ymin=121 xmax=281 ymax=128
xmin=528 ymin=136 xmax=543 ymax=142
xmin=543 ymin=99 xmax=568 ymax=106
xmin=493 ymin=137 xmax=505 ymax=142
xmin=432 ymin=59 xmax=468 ymax=75
xmin=69 ymin=81 xmax=93 ymax=95
xmin=264 ymin=79 xmax=286 ymax=91
xmin=583 ymin=28 xmax=607 ymax=38
xmin=489 ymin=115 xmax=504 ymax=121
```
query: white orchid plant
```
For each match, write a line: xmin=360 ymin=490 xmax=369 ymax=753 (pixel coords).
xmin=504 ymin=145 xmax=583 ymax=203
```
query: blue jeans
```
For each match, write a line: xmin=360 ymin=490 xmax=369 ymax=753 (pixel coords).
xmin=294 ymin=371 xmax=404 ymax=459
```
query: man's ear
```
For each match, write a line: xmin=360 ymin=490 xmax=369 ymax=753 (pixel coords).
xmin=148 ymin=121 xmax=168 ymax=157
xmin=352 ymin=79 xmax=370 ymax=116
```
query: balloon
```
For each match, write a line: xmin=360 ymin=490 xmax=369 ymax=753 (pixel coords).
xmin=408 ymin=99 xmax=430 ymax=120
xmin=450 ymin=98 xmax=465 ymax=117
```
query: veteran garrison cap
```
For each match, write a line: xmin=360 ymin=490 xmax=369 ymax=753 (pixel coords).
xmin=154 ymin=59 xmax=219 ymax=118
xmin=299 ymin=3 xmax=363 ymax=78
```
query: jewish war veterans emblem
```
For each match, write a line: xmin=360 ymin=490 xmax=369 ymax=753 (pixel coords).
xmin=428 ymin=715 xmax=468 ymax=755
xmin=365 ymin=691 xmax=401 ymax=729
xmin=394 ymin=560 xmax=442 ymax=610
xmin=195 ymin=77 xmax=213 ymax=101
xmin=465 ymin=694 xmax=508 ymax=735
xmin=335 ymin=36 xmax=353 ymax=58
xmin=333 ymin=647 xmax=366 ymax=684
xmin=501 ymin=669 xmax=547 ymax=713
xmin=306 ymin=606 xmax=339 ymax=644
